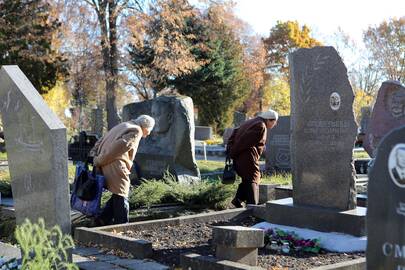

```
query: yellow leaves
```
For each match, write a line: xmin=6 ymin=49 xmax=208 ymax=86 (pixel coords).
xmin=42 ymin=81 xmax=70 ymax=120
xmin=265 ymin=77 xmax=291 ymax=116
xmin=353 ymin=89 xmax=374 ymax=124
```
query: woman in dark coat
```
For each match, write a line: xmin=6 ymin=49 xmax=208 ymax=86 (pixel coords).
xmin=227 ymin=109 xmax=278 ymax=207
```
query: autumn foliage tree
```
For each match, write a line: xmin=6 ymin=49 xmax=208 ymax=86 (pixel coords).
xmin=363 ymin=17 xmax=405 ymax=84
xmin=263 ymin=20 xmax=321 ymax=77
xmin=128 ymin=0 xmax=206 ymax=98
xmin=0 ymin=0 xmax=67 ymax=94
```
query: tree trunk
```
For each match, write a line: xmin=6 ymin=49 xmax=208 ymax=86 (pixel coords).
xmin=98 ymin=1 xmax=120 ymax=130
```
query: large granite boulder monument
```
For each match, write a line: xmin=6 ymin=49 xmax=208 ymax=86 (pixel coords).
xmin=263 ymin=47 xmax=365 ymax=236
xmin=364 ymin=81 xmax=405 ymax=157
xmin=0 ymin=66 xmax=70 ymax=234
xmin=123 ymin=95 xmax=200 ymax=183
xmin=367 ymin=125 xmax=405 ymax=269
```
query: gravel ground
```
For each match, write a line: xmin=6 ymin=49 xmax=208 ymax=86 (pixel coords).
xmin=119 ymin=216 xmax=365 ymax=269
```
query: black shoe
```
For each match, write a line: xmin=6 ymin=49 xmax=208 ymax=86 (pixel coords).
xmin=231 ymin=198 xmax=243 ymax=208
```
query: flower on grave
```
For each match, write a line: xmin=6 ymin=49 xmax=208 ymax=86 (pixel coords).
xmin=263 ymin=228 xmax=322 ymax=254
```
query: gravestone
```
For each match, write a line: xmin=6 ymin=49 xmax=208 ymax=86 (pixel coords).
xmin=265 ymin=116 xmax=291 ymax=172
xmin=263 ymin=47 xmax=365 ymax=236
xmin=122 ymin=95 xmax=200 ymax=183
xmin=195 ymin=126 xmax=213 ymax=141
xmin=363 ymin=81 xmax=405 ymax=157
xmin=233 ymin=111 xmax=247 ymax=127
xmin=91 ymin=108 xmax=103 ymax=137
xmin=0 ymin=66 xmax=70 ymax=234
xmin=290 ymin=46 xmax=357 ymax=210
xmin=367 ymin=125 xmax=405 ymax=269
xmin=359 ymin=106 xmax=371 ymax=135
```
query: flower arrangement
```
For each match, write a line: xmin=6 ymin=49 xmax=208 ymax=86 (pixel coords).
xmin=263 ymin=228 xmax=322 ymax=254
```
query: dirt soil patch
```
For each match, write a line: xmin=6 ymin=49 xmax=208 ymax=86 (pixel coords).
xmin=117 ymin=216 xmax=364 ymax=269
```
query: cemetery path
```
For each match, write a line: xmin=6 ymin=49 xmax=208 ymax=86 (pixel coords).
xmin=0 ymin=242 xmax=169 ymax=270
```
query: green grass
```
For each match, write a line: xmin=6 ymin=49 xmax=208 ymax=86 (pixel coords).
xmin=0 ymin=152 xmax=7 ymax=160
xmin=68 ymin=163 xmax=76 ymax=183
xmin=0 ymin=169 xmax=11 ymax=197
xmin=353 ymin=150 xmax=370 ymax=159
xmin=261 ymin=172 xmax=292 ymax=186
xmin=197 ymin=160 xmax=224 ymax=174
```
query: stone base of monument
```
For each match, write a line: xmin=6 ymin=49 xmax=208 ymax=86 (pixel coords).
xmin=263 ymin=198 xmax=366 ymax=237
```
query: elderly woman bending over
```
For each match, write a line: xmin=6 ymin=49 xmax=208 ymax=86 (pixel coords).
xmin=91 ymin=115 xmax=155 ymax=225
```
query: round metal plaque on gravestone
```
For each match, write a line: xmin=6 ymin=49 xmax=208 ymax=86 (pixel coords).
xmin=330 ymin=92 xmax=341 ymax=111
xmin=367 ymin=126 xmax=405 ymax=269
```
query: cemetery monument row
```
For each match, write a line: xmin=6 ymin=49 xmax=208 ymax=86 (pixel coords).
xmin=122 ymin=95 xmax=200 ymax=183
xmin=367 ymin=125 xmax=405 ymax=269
xmin=0 ymin=65 xmax=70 ymax=234
xmin=364 ymin=81 xmax=405 ymax=157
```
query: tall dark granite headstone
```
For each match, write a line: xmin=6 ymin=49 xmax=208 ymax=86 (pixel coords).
xmin=0 ymin=66 xmax=70 ymax=234
xmin=364 ymin=81 xmax=405 ymax=157
xmin=233 ymin=111 xmax=247 ymax=127
xmin=290 ymin=46 xmax=357 ymax=210
xmin=367 ymin=125 xmax=405 ymax=269
xmin=262 ymin=47 xmax=365 ymax=236
xmin=91 ymin=108 xmax=104 ymax=137
xmin=359 ymin=106 xmax=371 ymax=135
xmin=122 ymin=95 xmax=200 ymax=183
xmin=265 ymin=116 xmax=291 ymax=172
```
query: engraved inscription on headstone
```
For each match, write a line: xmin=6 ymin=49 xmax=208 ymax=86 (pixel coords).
xmin=364 ymin=81 xmax=405 ymax=157
xmin=265 ymin=116 xmax=291 ymax=172
xmin=367 ymin=126 xmax=405 ymax=269
xmin=289 ymin=46 xmax=357 ymax=210
xmin=0 ymin=66 xmax=70 ymax=234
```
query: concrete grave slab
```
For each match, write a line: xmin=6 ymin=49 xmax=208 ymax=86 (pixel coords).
xmin=0 ymin=66 xmax=70 ymax=234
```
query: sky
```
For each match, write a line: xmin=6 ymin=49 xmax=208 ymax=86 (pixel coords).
xmin=233 ymin=0 xmax=405 ymax=44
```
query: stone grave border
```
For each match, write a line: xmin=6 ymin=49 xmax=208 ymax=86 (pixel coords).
xmin=75 ymin=208 xmax=366 ymax=270
xmin=75 ymin=208 xmax=250 ymax=259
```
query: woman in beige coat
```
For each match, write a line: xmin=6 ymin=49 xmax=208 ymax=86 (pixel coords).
xmin=92 ymin=115 xmax=155 ymax=225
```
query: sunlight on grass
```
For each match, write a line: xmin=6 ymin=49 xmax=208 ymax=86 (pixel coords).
xmin=261 ymin=172 xmax=292 ymax=186
xmin=0 ymin=152 xmax=7 ymax=160
xmin=353 ymin=150 xmax=370 ymax=159
xmin=197 ymin=159 xmax=224 ymax=174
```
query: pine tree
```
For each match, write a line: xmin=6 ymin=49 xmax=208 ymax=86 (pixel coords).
xmin=0 ymin=0 xmax=67 ymax=94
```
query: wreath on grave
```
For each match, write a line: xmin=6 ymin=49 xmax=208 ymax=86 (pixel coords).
xmin=263 ymin=228 xmax=322 ymax=254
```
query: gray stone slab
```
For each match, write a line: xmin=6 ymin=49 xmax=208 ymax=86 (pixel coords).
xmin=258 ymin=184 xmax=279 ymax=204
xmin=0 ymin=66 xmax=70 ymax=234
xmin=309 ymin=257 xmax=365 ymax=270
xmin=91 ymin=254 xmax=121 ymax=262
xmin=289 ymin=47 xmax=357 ymax=211
xmin=212 ymin=226 xmax=264 ymax=248
xmin=74 ymin=227 xmax=153 ymax=259
xmin=265 ymin=116 xmax=291 ymax=172
xmin=73 ymin=247 xmax=103 ymax=257
xmin=181 ymin=253 xmax=265 ymax=270
xmin=195 ymin=126 xmax=213 ymax=140
xmin=216 ymin=245 xmax=258 ymax=266
xmin=367 ymin=125 xmax=405 ymax=269
xmin=76 ymin=260 xmax=125 ymax=270
xmin=122 ymin=95 xmax=200 ymax=182
xmin=363 ymin=81 xmax=405 ymax=157
xmin=265 ymin=198 xmax=366 ymax=236
xmin=0 ymin=242 xmax=20 ymax=261
xmin=72 ymin=254 xmax=92 ymax=263
xmin=113 ymin=259 xmax=169 ymax=270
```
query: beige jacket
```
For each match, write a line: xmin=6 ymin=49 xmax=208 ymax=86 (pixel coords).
xmin=92 ymin=121 xmax=143 ymax=198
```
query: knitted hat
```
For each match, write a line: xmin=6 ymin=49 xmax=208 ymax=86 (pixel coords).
xmin=258 ymin=109 xmax=278 ymax=121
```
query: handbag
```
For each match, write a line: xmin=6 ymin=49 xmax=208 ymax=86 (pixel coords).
xmin=222 ymin=156 xmax=236 ymax=184
xmin=71 ymin=162 xmax=105 ymax=216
